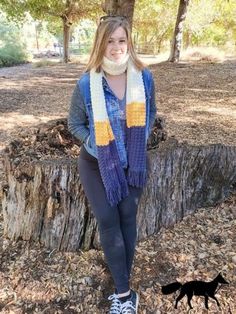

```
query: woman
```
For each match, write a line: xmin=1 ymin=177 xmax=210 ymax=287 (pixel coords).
xmin=68 ymin=15 xmax=157 ymax=314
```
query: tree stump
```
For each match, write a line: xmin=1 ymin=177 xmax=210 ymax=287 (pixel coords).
xmin=2 ymin=118 xmax=236 ymax=251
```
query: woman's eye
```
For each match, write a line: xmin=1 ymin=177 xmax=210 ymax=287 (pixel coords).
xmin=108 ymin=39 xmax=126 ymax=44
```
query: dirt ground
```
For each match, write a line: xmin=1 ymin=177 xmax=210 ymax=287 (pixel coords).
xmin=0 ymin=57 xmax=236 ymax=313
xmin=0 ymin=57 xmax=235 ymax=150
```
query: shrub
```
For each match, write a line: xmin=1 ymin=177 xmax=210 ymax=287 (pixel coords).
xmin=0 ymin=43 xmax=29 ymax=67
xmin=0 ymin=12 xmax=30 ymax=67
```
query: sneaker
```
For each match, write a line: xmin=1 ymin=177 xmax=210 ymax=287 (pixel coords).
xmin=120 ymin=290 xmax=139 ymax=314
xmin=108 ymin=293 xmax=122 ymax=314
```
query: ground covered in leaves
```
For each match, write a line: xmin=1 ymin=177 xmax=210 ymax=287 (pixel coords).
xmin=0 ymin=194 xmax=235 ymax=313
xmin=0 ymin=56 xmax=236 ymax=313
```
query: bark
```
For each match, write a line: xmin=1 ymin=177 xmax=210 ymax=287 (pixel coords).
xmin=2 ymin=119 xmax=236 ymax=252
xmin=62 ymin=16 xmax=71 ymax=63
xmin=168 ymin=0 xmax=190 ymax=62
xmin=102 ymin=0 xmax=136 ymax=28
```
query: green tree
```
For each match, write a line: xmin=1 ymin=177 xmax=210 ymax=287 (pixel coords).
xmin=184 ymin=0 xmax=236 ymax=48
xmin=0 ymin=0 xmax=102 ymax=62
xmin=0 ymin=11 xmax=29 ymax=67
xmin=133 ymin=0 xmax=177 ymax=54
xmin=134 ymin=0 xmax=236 ymax=58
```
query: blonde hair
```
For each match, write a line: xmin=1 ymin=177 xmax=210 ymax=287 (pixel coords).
xmin=85 ymin=16 xmax=145 ymax=73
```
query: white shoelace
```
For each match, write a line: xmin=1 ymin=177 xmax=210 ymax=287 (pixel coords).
xmin=108 ymin=293 xmax=121 ymax=314
xmin=120 ymin=300 xmax=136 ymax=314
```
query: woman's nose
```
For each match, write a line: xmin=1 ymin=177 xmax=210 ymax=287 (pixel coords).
xmin=113 ymin=41 xmax=120 ymax=49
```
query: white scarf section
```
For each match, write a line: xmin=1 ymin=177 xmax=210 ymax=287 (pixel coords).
xmin=102 ymin=54 xmax=129 ymax=75
xmin=90 ymin=55 xmax=146 ymax=127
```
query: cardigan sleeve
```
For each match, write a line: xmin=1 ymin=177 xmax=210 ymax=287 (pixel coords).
xmin=67 ymin=83 xmax=90 ymax=143
xmin=148 ymin=74 xmax=157 ymax=136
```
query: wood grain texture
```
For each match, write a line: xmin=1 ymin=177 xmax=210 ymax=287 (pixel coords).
xmin=2 ymin=138 xmax=236 ymax=252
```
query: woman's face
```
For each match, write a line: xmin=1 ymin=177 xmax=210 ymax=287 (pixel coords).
xmin=104 ymin=26 xmax=128 ymax=63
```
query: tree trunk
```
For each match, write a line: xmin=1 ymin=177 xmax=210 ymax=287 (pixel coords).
xmin=2 ymin=119 xmax=236 ymax=252
xmin=184 ymin=30 xmax=191 ymax=49
xmin=156 ymin=30 xmax=168 ymax=54
xmin=168 ymin=0 xmax=190 ymax=62
xmin=62 ymin=17 xmax=71 ymax=63
xmin=35 ymin=23 xmax=39 ymax=51
xmin=102 ymin=0 xmax=136 ymax=28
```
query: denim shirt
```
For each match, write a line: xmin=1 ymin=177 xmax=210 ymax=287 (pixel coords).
xmin=117 ymin=90 xmax=127 ymax=148
xmin=68 ymin=68 xmax=157 ymax=160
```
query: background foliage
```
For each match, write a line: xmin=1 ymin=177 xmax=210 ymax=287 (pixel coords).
xmin=133 ymin=0 xmax=236 ymax=54
xmin=0 ymin=0 xmax=235 ymax=67
xmin=0 ymin=12 xmax=30 ymax=67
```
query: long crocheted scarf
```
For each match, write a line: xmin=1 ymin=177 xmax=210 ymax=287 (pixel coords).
xmin=90 ymin=55 xmax=147 ymax=206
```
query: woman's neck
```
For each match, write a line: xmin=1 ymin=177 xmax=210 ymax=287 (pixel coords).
xmin=104 ymin=71 xmax=127 ymax=100
xmin=104 ymin=71 xmax=127 ymax=80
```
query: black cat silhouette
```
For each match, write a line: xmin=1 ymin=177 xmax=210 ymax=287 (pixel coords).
xmin=161 ymin=272 xmax=229 ymax=309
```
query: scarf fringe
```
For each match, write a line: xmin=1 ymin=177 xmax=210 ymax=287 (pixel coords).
xmin=106 ymin=182 xmax=129 ymax=206
xmin=101 ymin=157 xmax=130 ymax=206
xmin=127 ymin=168 xmax=147 ymax=187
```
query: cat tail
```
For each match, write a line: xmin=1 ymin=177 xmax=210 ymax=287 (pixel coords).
xmin=161 ymin=282 xmax=182 ymax=294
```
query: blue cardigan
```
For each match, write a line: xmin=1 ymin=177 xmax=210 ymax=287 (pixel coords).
xmin=68 ymin=68 xmax=157 ymax=159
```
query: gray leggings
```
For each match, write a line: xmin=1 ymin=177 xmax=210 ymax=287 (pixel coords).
xmin=78 ymin=145 xmax=149 ymax=294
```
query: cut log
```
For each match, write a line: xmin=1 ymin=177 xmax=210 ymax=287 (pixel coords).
xmin=1 ymin=118 xmax=236 ymax=251
xmin=139 ymin=140 xmax=236 ymax=238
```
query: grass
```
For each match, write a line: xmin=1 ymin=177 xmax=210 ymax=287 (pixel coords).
xmin=181 ymin=46 xmax=227 ymax=63
xmin=32 ymin=59 xmax=63 ymax=68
